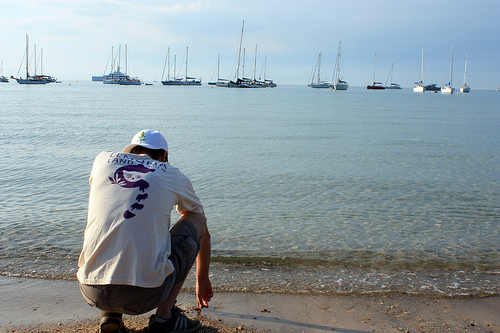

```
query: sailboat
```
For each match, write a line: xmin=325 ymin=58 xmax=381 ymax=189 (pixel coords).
xmin=118 ymin=45 xmax=142 ymax=85
xmin=162 ymin=47 xmax=201 ymax=86
xmin=413 ymin=47 xmax=425 ymax=92
xmin=261 ymin=56 xmax=277 ymax=88
xmin=238 ymin=44 xmax=268 ymax=88
xmin=208 ymin=53 xmax=230 ymax=86
xmin=0 ymin=60 xmax=9 ymax=82
xmin=441 ymin=45 xmax=455 ymax=94
xmin=102 ymin=45 xmax=129 ymax=84
xmin=221 ymin=21 xmax=275 ymax=88
xmin=16 ymin=34 xmax=57 ymax=84
xmin=385 ymin=63 xmax=402 ymax=89
xmin=309 ymin=52 xmax=331 ymax=88
xmin=460 ymin=54 xmax=470 ymax=93
xmin=367 ymin=52 xmax=385 ymax=90
xmin=208 ymin=53 xmax=226 ymax=86
xmin=413 ymin=47 xmax=440 ymax=92
xmin=332 ymin=42 xmax=348 ymax=90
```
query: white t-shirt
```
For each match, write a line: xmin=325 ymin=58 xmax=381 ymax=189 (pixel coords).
xmin=77 ymin=151 xmax=203 ymax=288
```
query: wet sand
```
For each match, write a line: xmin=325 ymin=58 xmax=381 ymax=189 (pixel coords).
xmin=1 ymin=276 xmax=499 ymax=333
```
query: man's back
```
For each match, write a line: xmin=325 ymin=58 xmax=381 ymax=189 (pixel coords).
xmin=77 ymin=151 xmax=203 ymax=288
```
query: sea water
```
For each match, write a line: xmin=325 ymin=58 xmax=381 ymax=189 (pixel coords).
xmin=1 ymin=82 xmax=499 ymax=296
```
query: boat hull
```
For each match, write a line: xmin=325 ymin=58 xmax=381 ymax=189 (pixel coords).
xmin=367 ymin=85 xmax=385 ymax=90
xmin=161 ymin=80 xmax=202 ymax=86
xmin=16 ymin=79 xmax=49 ymax=84
xmin=413 ymin=85 xmax=425 ymax=93
xmin=118 ymin=81 xmax=142 ymax=85
xmin=334 ymin=83 xmax=348 ymax=90
xmin=460 ymin=85 xmax=470 ymax=93
xmin=425 ymin=84 xmax=441 ymax=92
xmin=441 ymin=86 xmax=455 ymax=94
xmin=309 ymin=83 xmax=331 ymax=89
xmin=223 ymin=79 xmax=274 ymax=88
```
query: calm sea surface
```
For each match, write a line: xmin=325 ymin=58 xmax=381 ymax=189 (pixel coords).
xmin=1 ymin=81 xmax=499 ymax=296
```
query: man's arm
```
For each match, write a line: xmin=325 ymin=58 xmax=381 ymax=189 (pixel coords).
xmin=196 ymin=228 xmax=212 ymax=308
xmin=179 ymin=211 xmax=213 ymax=308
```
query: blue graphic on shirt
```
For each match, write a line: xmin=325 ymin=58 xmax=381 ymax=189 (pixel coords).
xmin=109 ymin=164 xmax=155 ymax=219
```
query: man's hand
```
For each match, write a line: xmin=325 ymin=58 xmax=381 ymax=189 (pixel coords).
xmin=196 ymin=277 xmax=213 ymax=308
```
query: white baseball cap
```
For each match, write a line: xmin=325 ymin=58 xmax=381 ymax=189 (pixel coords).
xmin=123 ymin=129 xmax=168 ymax=153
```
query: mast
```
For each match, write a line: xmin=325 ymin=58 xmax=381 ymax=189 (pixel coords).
xmin=254 ymin=44 xmax=257 ymax=81
xmin=372 ymin=52 xmax=377 ymax=84
xmin=125 ymin=44 xmax=128 ymax=75
xmin=41 ymin=48 xmax=43 ymax=75
xmin=264 ymin=56 xmax=267 ymax=81
xmin=336 ymin=42 xmax=341 ymax=83
xmin=235 ymin=20 xmax=244 ymax=80
xmin=111 ymin=46 xmax=114 ymax=73
xmin=333 ymin=42 xmax=341 ymax=84
xmin=25 ymin=34 xmax=29 ymax=78
xmin=317 ymin=52 xmax=322 ymax=84
xmin=310 ymin=55 xmax=318 ymax=85
xmin=185 ymin=47 xmax=188 ymax=82
xmin=463 ymin=53 xmax=468 ymax=85
xmin=417 ymin=47 xmax=424 ymax=84
xmin=217 ymin=52 xmax=220 ymax=82
xmin=385 ymin=63 xmax=394 ymax=87
xmin=117 ymin=44 xmax=121 ymax=73
xmin=448 ymin=44 xmax=454 ymax=86
xmin=161 ymin=47 xmax=169 ymax=81
xmin=34 ymin=44 xmax=37 ymax=75
xmin=242 ymin=48 xmax=246 ymax=78
xmin=421 ymin=47 xmax=424 ymax=84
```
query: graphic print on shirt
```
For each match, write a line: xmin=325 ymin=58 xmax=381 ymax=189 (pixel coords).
xmin=109 ymin=164 xmax=156 ymax=219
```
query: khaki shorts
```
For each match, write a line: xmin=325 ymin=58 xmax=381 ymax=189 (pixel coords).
xmin=79 ymin=219 xmax=200 ymax=315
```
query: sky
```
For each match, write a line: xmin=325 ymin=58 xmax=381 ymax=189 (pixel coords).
xmin=1 ymin=0 xmax=499 ymax=89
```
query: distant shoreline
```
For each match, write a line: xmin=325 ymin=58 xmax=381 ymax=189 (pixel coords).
xmin=3 ymin=80 xmax=500 ymax=90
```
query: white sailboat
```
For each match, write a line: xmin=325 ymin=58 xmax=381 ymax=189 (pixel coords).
xmin=0 ymin=60 xmax=9 ymax=82
xmin=261 ymin=56 xmax=277 ymax=88
xmin=118 ymin=45 xmax=142 ymax=85
xmin=441 ymin=45 xmax=455 ymax=94
xmin=332 ymin=41 xmax=348 ymax=90
xmin=460 ymin=54 xmax=470 ymax=93
xmin=102 ymin=45 xmax=128 ymax=84
xmin=16 ymin=34 xmax=57 ymax=84
xmin=367 ymin=52 xmax=385 ymax=90
xmin=221 ymin=21 xmax=275 ymax=88
xmin=385 ymin=63 xmax=402 ymax=89
xmin=413 ymin=47 xmax=425 ymax=92
xmin=162 ymin=47 xmax=201 ymax=86
xmin=309 ymin=52 xmax=331 ymax=88
xmin=208 ymin=53 xmax=228 ymax=86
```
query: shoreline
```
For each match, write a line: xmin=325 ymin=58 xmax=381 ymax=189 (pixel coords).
xmin=1 ymin=276 xmax=499 ymax=333
xmin=3 ymin=261 xmax=499 ymax=297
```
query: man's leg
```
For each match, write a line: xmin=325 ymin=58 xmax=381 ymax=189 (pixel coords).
xmin=148 ymin=213 xmax=207 ymax=332
xmin=155 ymin=212 xmax=207 ymax=319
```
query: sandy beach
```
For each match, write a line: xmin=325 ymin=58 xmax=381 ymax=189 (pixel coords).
xmin=1 ymin=276 xmax=499 ymax=333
